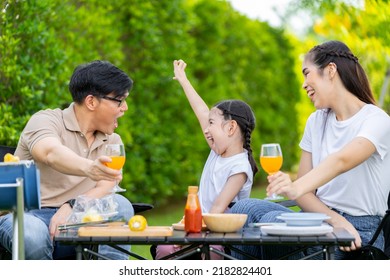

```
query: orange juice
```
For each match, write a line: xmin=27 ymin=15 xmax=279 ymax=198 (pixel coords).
xmin=260 ymin=156 xmax=283 ymax=174
xmin=105 ymin=156 xmax=125 ymax=170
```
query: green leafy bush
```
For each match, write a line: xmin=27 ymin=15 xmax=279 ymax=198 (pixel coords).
xmin=0 ymin=0 xmax=301 ymax=207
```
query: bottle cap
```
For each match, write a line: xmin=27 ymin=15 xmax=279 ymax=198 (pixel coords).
xmin=188 ymin=186 xmax=198 ymax=193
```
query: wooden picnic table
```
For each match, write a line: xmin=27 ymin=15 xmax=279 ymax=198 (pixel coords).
xmin=54 ymin=225 xmax=354 ymax=260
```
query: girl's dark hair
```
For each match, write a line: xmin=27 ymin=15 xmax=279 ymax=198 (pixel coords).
xmin=215 ymin=99 xmax=258 ymax=176
xmin=69 ymin=60 xmax=133 ymax=104
xmin=305 ymin=40 xmax=375 ymax=105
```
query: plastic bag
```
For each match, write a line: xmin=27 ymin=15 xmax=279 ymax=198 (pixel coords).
xmin=66 ymin=194 xmax=118 ymax=224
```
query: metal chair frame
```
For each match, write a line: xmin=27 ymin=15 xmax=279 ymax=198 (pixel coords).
xmin=0 ymin=145 xmax=153 ymax=260
xmin=0 ymin=177 xmax=25 ymax=260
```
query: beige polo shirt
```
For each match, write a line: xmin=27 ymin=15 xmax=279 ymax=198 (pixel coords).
xmin=15 ymin=103 xmax=122 ymax=207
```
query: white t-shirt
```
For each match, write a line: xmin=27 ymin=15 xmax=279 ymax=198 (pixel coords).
xmin=198 ymin=150 xmax=253 ymax=213
xmin=300 ymin=104 xmax=390 ymax=216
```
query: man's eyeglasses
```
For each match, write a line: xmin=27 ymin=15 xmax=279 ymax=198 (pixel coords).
xmin=100 ymin=95 xmax=127 ymax=107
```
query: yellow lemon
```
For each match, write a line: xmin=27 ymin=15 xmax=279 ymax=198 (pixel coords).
xmin=82 ymin=213 xmax=103 ymax=223
xmin=4 ymin=153 xmax=20 ymax=162
xmin=128 ymin=215 xmax=147 ymax=231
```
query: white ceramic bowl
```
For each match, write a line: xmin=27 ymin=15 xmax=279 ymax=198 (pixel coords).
xmin=276 ymin=212 xmax=330 ymax=227
xmin=202 ymin=213 xmax=247 ymax=232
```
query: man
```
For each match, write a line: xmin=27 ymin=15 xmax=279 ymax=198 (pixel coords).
xmin=0 ymin=60 xmax=134 ymax=259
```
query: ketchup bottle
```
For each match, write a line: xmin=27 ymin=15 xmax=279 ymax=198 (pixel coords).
xmin=184 ymin=186 xmax=202 ymax=233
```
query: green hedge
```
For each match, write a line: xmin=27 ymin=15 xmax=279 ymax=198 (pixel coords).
xmin=0 ymin=0 xmax=300 ymax=207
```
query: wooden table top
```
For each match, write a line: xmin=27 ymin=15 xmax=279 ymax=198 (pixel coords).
xmin=55 ymin=225 xmax=354 ymax=247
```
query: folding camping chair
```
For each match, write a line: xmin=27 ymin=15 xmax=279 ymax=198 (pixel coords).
xmin=0 ymin=145 xmax=153 ymax=260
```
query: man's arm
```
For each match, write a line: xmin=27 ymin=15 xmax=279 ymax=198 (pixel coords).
xmin=31 ymin=136 xmax=122 ymax=182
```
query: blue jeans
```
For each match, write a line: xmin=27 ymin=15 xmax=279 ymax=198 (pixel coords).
xmin=0 ymin=194 xmax=134 ymax=260
xmin=230 ymin=198 xmax=384 ymax=260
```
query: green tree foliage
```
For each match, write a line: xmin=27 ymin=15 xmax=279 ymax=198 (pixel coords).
xmin=292 ymin=0 xmax=390 ymax=111
xmin=0 ymin=0 xmax=126 ymax=143
xmin=0 ymin=0 xmax=300 ymax=206
xmin=0 ymin=0 xmax=69 ymax=145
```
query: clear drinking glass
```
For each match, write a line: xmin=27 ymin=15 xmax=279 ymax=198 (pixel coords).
xmin=104 ymin=144 xmax=126 ymax=193
xmin=260 ymin=143 xmax=284 ymax=200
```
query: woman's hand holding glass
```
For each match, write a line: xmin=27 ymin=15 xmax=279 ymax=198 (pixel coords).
xmin=104 ymin=144 xmax=126 ymax=193
xmin=266 ymin=171 xmax=294 ymax=200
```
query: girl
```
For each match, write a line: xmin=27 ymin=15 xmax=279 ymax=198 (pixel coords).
xmin=155 ymin=59 xmax=258 ymax=259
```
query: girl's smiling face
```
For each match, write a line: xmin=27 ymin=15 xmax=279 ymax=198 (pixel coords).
xmin=204 ymin=107 xmax=230 ymax=156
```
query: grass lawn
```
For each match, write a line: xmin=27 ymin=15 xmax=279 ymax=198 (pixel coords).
xmin=130 ymin=183 xmax=274 ymax=260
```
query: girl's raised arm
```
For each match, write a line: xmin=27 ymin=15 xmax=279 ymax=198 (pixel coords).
xmin=173 ymin=60 xmax=210 ymax=133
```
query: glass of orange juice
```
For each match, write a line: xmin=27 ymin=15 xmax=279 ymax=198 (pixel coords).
xmin=260 ymin=143 xmax=283 ymax=200
xmin=105 ymin=144 xmax=126 ymax=192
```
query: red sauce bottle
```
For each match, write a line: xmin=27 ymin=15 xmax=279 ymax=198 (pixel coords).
xmin=184 ymin=186 xmax=202 ymax=233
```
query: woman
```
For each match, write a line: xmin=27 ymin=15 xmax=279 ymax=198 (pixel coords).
xmin=231 ymin=40 xmax=390 ymax=259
